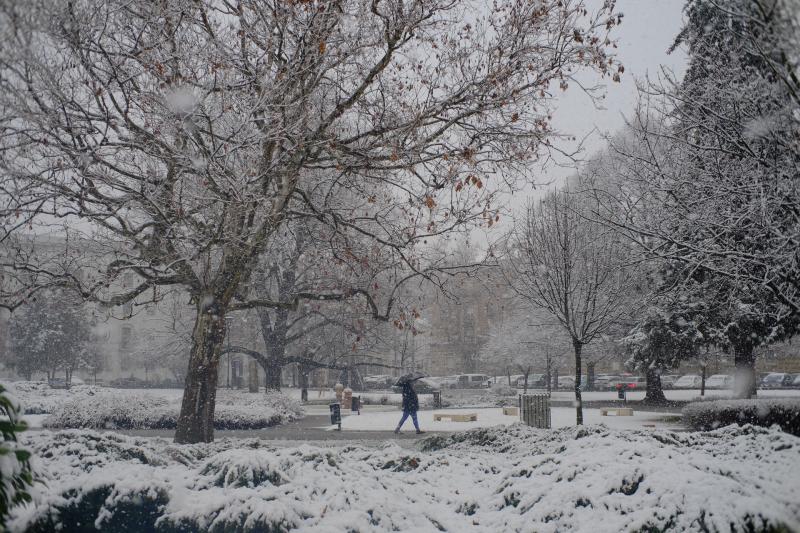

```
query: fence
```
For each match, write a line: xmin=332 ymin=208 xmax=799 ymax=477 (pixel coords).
xmin=519 ymin=393 xmax=551 ymax=429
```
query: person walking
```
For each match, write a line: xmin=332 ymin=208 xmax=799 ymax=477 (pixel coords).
xmin=395 ymin=380 xmax=424 ymax=434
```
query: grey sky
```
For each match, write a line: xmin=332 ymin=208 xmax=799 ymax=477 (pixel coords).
xmin=475 ymin=0 xmax=688 ymax=245
xmin=534 ymin=0 xmax=687 ymax=188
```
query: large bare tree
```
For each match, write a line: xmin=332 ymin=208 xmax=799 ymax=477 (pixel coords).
xmin=506 ymin=190 xmax=634 ymax=424
xmin=0 ymin=0 xmax=621 ymax=442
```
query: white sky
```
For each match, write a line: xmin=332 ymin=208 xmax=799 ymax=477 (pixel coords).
xmin=474 ymin=0 xmax=688 ymax=245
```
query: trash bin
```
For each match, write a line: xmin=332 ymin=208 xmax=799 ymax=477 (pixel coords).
xmin=329 ymin=403 xmax=342 ymax=430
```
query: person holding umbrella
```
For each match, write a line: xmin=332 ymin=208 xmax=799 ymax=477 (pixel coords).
xmin=394 ymin=373 xmax=425 ymax=434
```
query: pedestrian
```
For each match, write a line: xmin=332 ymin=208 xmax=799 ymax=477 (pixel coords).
xmin=395 ymin=380 xmax=424 ymax=434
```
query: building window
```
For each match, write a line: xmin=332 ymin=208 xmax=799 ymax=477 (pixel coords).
xmin=120 ymin=325 xmax=133 ymax=352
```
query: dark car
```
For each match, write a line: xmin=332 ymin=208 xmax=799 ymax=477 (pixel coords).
xmin=392 ymin=378 xmax=438 ymax=394
xmin=110 ymin=377 xmax=148 ymax=389
xmin=761 ymin=373 xmax=795 ymax=389
xmin=48 ymin=378 xmax=71 ymax=389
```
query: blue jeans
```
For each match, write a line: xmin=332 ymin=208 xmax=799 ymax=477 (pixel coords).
xmin=396 ymin=410 xmax=419 ymax=430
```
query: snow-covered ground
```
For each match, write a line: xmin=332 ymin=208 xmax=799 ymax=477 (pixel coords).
xmin=11 ymin=424 xmax=799 ymax=532
xmin=330 ymin=407 xmax=681 ymax=432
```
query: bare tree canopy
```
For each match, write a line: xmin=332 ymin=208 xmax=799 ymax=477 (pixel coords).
xmin=0 ymin=0 xmax=621 ymax=442
xmin=506 ymin=190 xmax=636 ymax=423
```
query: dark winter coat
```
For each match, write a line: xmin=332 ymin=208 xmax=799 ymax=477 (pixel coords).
xmin=401 ymin=383 xmax=419 ymax=412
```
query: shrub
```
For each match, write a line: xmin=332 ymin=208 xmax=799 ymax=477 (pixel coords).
xmin=42 ymin=390 xmax=304 ymax=430
xmin=683 ymin=398 xmax=800 ymax=435
xmin=0 ymin=384 xmax=35 ymax=528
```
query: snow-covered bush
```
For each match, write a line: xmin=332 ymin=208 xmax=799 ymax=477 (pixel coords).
xmin=11 ymin=424 xmax=799 ymax=532
xmin=0 ymin=385 xmax=34 ymax=528
xmin=41 ymin=389 xmax=303 ymax=430
xmin=1 ymin=381 xmax=101 ymax=415
xmin=42 ymin=394 xmax=176 ymax=430
xmin=683 ymin=398 xmax=800 ymax=435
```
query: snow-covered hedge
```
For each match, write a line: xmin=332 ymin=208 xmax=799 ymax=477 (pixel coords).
xmin=41 ymin=389 xmax=304 ymax=430
xmin=10 ymin=424 xmax=800 ymax=532
xmin=683 ymin=398 xmax=800 ymax=435
xmin=1 ymin=382 xmax=101 ymax=415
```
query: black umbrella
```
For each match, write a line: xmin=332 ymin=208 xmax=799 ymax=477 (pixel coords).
xmin=395 ymin=372 xmax=426 ymax=386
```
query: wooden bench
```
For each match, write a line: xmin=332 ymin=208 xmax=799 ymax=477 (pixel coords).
xmin=503 ymin=407 xmax=519 ymax=416
xmin=433 ymin=412 xmax=477 ymax=422
xmin=600 ymin=407 xmax=634 ymax=416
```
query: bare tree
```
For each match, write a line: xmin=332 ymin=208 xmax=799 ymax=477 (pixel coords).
xmin=506 ymin=190 xmax=634 ymax=424
xmin=0 ymin=0 xmax=621 ymax=442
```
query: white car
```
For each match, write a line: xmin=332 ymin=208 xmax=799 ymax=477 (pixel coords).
xmin=455 ymin=374 xmax=491 ymax=389
xmin=673 ymin=375 xmax=702 ymax=389
xmin=705 ymin=374 xmax=732 ymax=389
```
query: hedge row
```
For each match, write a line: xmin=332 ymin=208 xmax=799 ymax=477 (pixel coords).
xmin=683 ymin=398 xmax=800 ymax=435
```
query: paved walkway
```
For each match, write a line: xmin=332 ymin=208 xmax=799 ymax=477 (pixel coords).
xmin=107 ymin=411 xmax=444 ymax=448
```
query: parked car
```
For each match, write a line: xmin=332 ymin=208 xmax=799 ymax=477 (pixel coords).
xmin=392 ymin=377 xmax=439 ymax=394
xmin=614 ymin=376 xmax=646 ymax=390
xmin=48 ymin=378 xmax=71 ymax=389
xmin=436 ymin=376 xmax=456 ymax=389
xmin=673 ymin=374 xmax=702 ymax=389
xmin=705 ymin=374 xmax=733 ymax=389
xmin=363 ymin=375 xmax=394 ymax=390
xmin=557 ymin=375 xmax=587 ymax=390
xmin=761 ymin=372 xmax=795 ymax=388
xmin=659 ymin=375 xmax=680 ymax=389
xmin=592 ymin=374 xmax=619 ymax=390
xmin=494 ymin=375 xmax=522 ymax=388
xmin=793 ymin=374 xmax=800 ymax=388
xmin=109 ymin=377 xmax=148 ymax=388
xmin=454 ymin=374 xmax=491 ymax=389
xmin=514 ymin=374 xmax=545 ymax=389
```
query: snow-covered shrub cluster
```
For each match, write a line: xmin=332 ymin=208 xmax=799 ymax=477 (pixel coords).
xmin=0 ymin=382 xmax=304 ymax=431
xmin=1 ymin=382 xmax=101 ymax=415
xmin=11 ymin=424 xmax=798 ymax=532
xmin=683 ymin=398 xmax=800 ymax=435
xmin=41 ymin=389 xmax=303 ymax=430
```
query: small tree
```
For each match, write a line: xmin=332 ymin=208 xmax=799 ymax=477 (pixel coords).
xmin=507 ymin=190 xmax=636 ymax=424
xmin=7 ymin=289 xmax=96 ymax=382
xmin=480 ymin=302 xmax=568 ymax=393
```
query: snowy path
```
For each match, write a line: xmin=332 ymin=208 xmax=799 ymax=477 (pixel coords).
xmin=328 ymin=407 xmax=682 ymax=432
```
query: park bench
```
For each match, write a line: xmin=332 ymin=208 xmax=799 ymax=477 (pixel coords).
xmin=503 ymin=407 xmax=519 ymax=416
xmin=433 ymin=412 xmax=477 ymax=422
xmin=600 ymin=407 xmax=634 ymax=416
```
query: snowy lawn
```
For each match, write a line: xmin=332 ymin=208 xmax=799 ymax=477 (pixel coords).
xmin=330 ymin=407 xmax=682 ymax=432
xmin=3 ymin=382 xmax=304 ymax=430
xmin=11 ymin=424 xmax=800 ymax=532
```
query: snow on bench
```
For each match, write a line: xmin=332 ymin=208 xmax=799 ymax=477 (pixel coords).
xmin=433 ymin=412 xmax=478 ymax=422
xmin=600 ymin=407 xmax=634 ymax=416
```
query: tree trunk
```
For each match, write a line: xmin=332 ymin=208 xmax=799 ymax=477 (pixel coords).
xmin=733 ymin=346 xmax=757 ymax=399
xmin=523 ymin=372 xmax=529 ymax=394
xmin=299 ymin=365 xmax=310 ymax=402
xmin=573 ymin=339 xmax=583 ymax=425
xmin=643 ymin=367 xmax=667 ymax=404
xmin=700 ymin=364 xmax=706 ymax=397
xmin=264 ymin=357 xmax=282 ymax=391
xmin=175 ymin=303 xmax=227 ymax=444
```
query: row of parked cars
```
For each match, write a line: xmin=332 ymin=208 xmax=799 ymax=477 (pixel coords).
xmin=363 ymin=371 xmax=800 ymax=393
